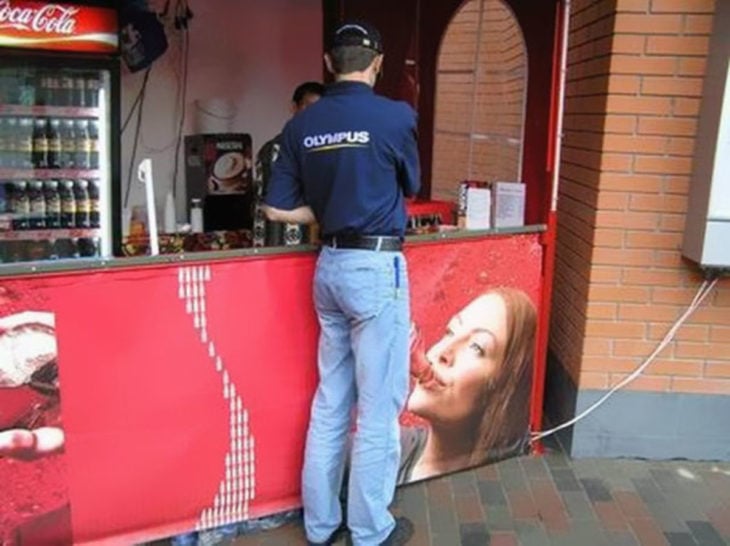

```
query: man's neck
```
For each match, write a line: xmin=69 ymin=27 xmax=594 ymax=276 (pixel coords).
xmin=335 ymin=72 xmax=373 ymax=86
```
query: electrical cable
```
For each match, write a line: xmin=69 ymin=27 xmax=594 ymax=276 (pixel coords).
xmin=121 ymin=75 xmax=146 ymax=135
xmin=170 ymin=2 xmax=190 ymax=199
xmin=123 ymin=67 xmax=152 ymax=208
xmin=531 ymin=275 xmax=720 ymax=442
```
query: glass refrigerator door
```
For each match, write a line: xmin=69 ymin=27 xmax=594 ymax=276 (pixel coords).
xmin=0 ymin=65 xmax=112 ymax=264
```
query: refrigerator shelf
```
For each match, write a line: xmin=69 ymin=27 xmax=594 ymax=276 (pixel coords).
xmin=0 ymin=104 xmax=101 ymax=118
xmin=0 ymin=228 xmax=101 ymax=242
xmin=0 ymin=168 xmax=101 ymax=180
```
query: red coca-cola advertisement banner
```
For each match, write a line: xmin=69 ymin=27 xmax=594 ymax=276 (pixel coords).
xmin=0 ymin=0 xmax=118 ymax=53
xmin=0 ymin=234 xmax=542 ymax=544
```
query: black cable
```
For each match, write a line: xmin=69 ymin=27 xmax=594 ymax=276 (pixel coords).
xmin=121 ymin=77 xmax=145 ymax=135
xmin=171 ymin=20 xmax=190 ymax=199
xmin=123 ymin=67 xmax=152 ymax=208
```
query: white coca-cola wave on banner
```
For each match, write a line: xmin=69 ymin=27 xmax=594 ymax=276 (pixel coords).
xmin=0 ymin=31 xmax=117 ymax=47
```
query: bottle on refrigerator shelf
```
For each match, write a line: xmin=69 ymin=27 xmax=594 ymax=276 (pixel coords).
xmin=51 ymin=238 xmax=78 ymax=259
xmin=28 ymin=180 xmax=46 ymax=229
xmin=17 ymin=117 xmax=33 ymax=169
xmin=88 ymin=178 xmax=100 ymax=228
xmin=85 ymin=75 xmax=100 ymax=108
xmin=32 ymin=118 xmax=48 ymax=169
xmin=60 ymin=179 xmax=76 ymax=228
xmin=17 ymin=70 xmax=35 ymax=107
xmin=76 ymin=236 xmax=99 ymax=257
xmin=47 ymin=74 xmax=60 ymax=107
xmin=47 ymin=118 xmax=62 ymax=169
xmin=74 ymin=179 xmax=91 ymax=229
xmin=35 ymin=72 xmax=53 ymax=106
xmin=44 ymin=180 xmax=61 ymax=229
xmin=73 ymin=76 xmax=86 ymax=107
xmin=59 ymin=74 xmax=74 ymax=107
xmin=74 ymin=119 xmax=91 ymax=170
xmin=0 ymin=118 xmax=10 ymax=168
xmin=11 ymin=181 xmax=30 ymax=230
xmin=88 ymin=119 xmax=100 ymax=170
xmin=60 ymin=119 xmax=76 ymax=169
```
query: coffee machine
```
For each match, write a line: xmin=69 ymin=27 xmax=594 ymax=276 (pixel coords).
xmin=184 ymin=133 xmax=254 ymax=232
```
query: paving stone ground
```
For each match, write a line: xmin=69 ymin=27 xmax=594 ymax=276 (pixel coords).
xmin=157 ymin=438 xmax=730 ymax=546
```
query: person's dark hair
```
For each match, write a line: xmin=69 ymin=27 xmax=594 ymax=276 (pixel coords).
xmin=292 ymin=81 xmax=325 ymax=106
xmin=328 ymin=46 xmax=379 ymax=75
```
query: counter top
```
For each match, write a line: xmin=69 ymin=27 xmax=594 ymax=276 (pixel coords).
xmin=0 ymin=224 xmax=547 ymax=278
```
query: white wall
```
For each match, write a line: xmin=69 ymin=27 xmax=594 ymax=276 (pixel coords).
xmin=120 ymin=0 xmax=323 ymax=220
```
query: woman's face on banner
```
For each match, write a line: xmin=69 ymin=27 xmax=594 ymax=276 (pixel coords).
xmin=407 ymin=292 xmax=509 ymax=425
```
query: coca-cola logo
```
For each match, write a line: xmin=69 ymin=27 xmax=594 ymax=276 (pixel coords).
xmin=0 ymin=1 xmax=79 ymax=35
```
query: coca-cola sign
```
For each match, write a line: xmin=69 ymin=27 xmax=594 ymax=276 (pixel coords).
xmin=0 ymin=0 xmax=117 ymax=53
xmin=0 ymin=1 xmax=79 ymax=35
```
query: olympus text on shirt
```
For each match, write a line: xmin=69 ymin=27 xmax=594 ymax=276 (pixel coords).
xmin=303 ymin=131 xmax=370 ymax=152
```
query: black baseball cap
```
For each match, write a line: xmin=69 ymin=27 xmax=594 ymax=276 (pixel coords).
xmin=330 ymin=21 xmax=383 ymax=53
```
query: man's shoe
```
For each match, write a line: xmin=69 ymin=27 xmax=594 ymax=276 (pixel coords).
xmin=307 ymin=523 xmax=348 ymax=546
xmin=380 ymin=517 xmax=414 ymax=546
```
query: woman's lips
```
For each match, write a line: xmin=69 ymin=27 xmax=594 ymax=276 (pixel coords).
xmin=415 ymin=364 xmax=447 ymax=391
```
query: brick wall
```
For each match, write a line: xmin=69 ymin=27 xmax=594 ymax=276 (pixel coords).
xmin=431 ymin=0 xmax=526 ymax=201
xmin=550 ymin=0 xmax=730 ymax=396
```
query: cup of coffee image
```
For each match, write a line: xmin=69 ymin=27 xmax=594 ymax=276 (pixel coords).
xmin=208 ymin=152 xmax=251 ymax=194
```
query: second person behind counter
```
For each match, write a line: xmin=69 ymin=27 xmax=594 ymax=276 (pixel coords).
xmin=253 ymin=81 xmax=325 ymax=248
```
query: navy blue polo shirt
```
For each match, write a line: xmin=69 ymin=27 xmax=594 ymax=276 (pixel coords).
xmin=264 ymin=81 xmax=420 ymax=238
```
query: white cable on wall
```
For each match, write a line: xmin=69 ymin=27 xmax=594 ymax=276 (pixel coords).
xmin=532 ymin=275 xmax=721 ymax=442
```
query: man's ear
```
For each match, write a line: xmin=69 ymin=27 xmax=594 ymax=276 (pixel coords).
xmin=324 ymin=53 xmax=335 ymax=75
xmin=373 ymin=54 xmax=384 ymax=79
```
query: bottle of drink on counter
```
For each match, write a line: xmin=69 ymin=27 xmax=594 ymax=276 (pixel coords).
xmin=60 ymin=119 xmax=76 ymax=169
xmin=28 ymin=180 xmax=46 ymax=229
xmin=11 ymin=181 xmax=30 ymax=230
xmin=190 ymin=198 xmax=204 ymax=233
xmin=73 ymin=76 xmax=86 ymax=107
xmin=88 ymin=119 xmax=100 ymax=170
xmin=32 ymin=118 xmax=48 ymax=169
xmin=88 ymin=178 xmax=100 ymax=228
xmin=47 ymin=118 xmax=61 ymax=169
xmin=60 ymin=179 xmax=76 ymax=228
xmin=74 ymin=119 xmax=91 ymax=170
xmin=16 ymin=117 xmax=33 ymax=169
xmin=74 ymin=179 xmax=91 ymax=228
xmin=44 ymin=180 xmax=61 ymax=229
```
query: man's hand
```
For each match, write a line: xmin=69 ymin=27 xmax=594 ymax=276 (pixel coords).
xmin=262 ymin=204 xmax=316 ymax=225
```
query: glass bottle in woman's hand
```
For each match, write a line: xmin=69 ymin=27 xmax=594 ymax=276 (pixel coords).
xmin=409 ymin=322 xmax=434 ymax=384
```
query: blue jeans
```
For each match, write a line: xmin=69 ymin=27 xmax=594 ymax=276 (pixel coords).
xmin=302 ymin=246 xmax=410 ymax=545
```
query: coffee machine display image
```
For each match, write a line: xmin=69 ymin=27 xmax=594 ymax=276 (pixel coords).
xmin=185 ymin=134 xmax=255 ymax=232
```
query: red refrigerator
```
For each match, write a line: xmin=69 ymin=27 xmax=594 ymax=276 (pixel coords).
xmin=0 ymin=0 xmax=119 ymax=264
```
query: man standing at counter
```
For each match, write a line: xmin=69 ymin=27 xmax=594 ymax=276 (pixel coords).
xmin=263 ymin=20 xmax=420 ymax=546
xmin=254 ymin=81 xmax=325 ymax=247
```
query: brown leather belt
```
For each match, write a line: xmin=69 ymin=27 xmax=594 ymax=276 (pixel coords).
xmin=322 ymin=234 xmax=403 ymax=251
